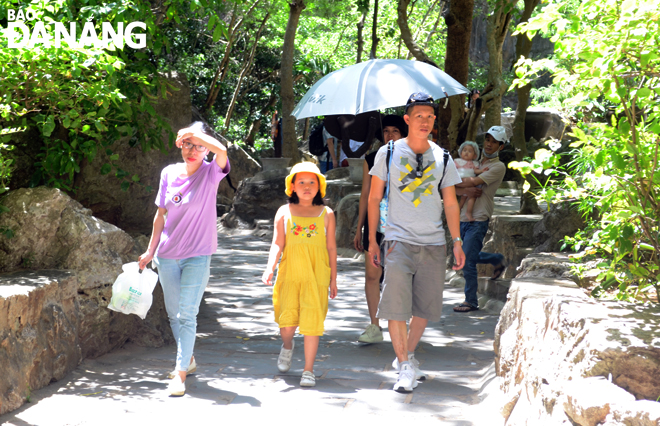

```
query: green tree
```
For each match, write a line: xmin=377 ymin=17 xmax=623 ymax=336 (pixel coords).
xmin=510 ymin=0 xmax=660 ymax=302
xmin=0 ymin=0 xmax=230 ymax=191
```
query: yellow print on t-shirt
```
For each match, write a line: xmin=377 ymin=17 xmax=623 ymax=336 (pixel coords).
xmin=397 ymin=157 xmax=437 ymax=207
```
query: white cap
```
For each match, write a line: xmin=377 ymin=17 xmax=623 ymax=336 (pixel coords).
xmin=486 ymin=126 xmax=508 ymax=143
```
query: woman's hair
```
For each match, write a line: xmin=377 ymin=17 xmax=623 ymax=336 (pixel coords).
xmin=188 ymin=121 xmax=213 ymax=137
xmin=287 ymin=173 xmax=325 ymax=206
xmin=382 ymin=114 xmax=408 ymax=137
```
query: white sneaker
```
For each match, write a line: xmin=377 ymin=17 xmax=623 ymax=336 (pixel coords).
xmin=277 ymin=340 xmax=295 ymax=373
xmin=358 ymin=324 xmax=383 ymax=343
xmin=168 ymin=376 xmax=185 ymax=396
xmin=392 ymin=354 xmax=427 ymax=381
xmin=393 ymin=362 xmax=418 ymax=393
xmin=300 ymin=370 xmax=316 ymax=387
xmin=167 ymin=357 xmax=197 ymax=379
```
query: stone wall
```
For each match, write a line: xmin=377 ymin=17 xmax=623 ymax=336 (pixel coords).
xmin=0 ymin=187 xmax=172 ymax=415
xmin=482 ymin=270 xmax=660 ymax=425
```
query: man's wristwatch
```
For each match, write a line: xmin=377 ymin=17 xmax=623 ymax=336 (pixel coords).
xmin=453 ymin=237 xmax=463 ymax=245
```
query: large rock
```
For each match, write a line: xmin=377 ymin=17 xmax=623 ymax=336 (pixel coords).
xmin=324 ymin=179 xmax=362 ymax=212
xmin=490 ymin=273 xmax=660 ymax=424
xmin=335 ymin=194 xmax=360 ymax=250
xmin=478 ymin=214 xmax=543 ymax=279
xmin=223 ymin=168 xmax=362 ymax=230
xmin=73 ymin=72 xmax=191 ymax=233
xmin=223 ymin=169 xmax=290 ymax=229
xmin=0 ymin=187 xmax=172 ymax=414
xmin=532 ymin=201 xmax=588 ymax=253
xmin=218 ymin=143 xmax=261 ymax=205
xmin=516 ymin=252 xmax=576 ymax=281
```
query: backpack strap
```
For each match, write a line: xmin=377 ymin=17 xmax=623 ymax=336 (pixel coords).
xmin=438 ymin=148 xmax=450 ymax=200
xmin=385 ymin=140 xmax=394 ymax=198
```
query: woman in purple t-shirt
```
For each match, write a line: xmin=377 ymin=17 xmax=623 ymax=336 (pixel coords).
xmin=138 ymin=121 xmax=230 ymax=396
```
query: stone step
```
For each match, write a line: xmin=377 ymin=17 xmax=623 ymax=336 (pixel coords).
xmin=478 ymin=277 xmax=512 ymax=303
xmin=495 ymin=187 xmax=522 ymax=197
xmin=499 ymin=181 xmax=520 ymax=189
xmin=253 ymin=219 xmax=273 ymax=231
xmin=495 ymin=181 xmax=522 ymax=197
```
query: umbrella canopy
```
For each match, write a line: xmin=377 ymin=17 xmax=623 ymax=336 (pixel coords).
xmin=291 ymin=59 xmax=469 ymax=119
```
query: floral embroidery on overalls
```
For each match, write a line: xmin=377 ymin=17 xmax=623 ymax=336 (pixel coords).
xmin=291 ymin=222 xmax=318 ymax=238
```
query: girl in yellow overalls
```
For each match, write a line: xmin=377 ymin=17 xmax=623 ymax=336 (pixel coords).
xmin=262 ymin=162 xmax=338 ymax=387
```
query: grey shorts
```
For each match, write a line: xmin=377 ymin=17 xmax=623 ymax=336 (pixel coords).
xmin=377 ymin=240 xmax=447 ymax=322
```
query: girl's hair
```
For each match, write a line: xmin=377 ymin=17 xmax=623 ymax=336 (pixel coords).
xmin=287 ymin=173 xmax=325 ymax=206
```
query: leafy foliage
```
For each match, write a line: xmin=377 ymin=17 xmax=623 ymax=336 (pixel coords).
xmin=510 ymin=0 xmax=660 ymax=302
xmin=0 ymin=0 xmax=232 ymax=191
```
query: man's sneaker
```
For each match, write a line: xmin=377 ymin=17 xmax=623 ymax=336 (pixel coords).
xmin=393 ymin=362 xmax=418 ymax=393
xmin=277 ymin=340 xmax=295 ymax=373
xmin=392 ymin=354 xmax=427 ymax=381
xmin=168 ymin=375 xmax=185 ymax=396
xmin=300 ymin=370 xmax=316 ymax=387
xmin=167 ymin=357 xmax=197 ymax=379
xmin=358 ymin=324 xmax=383 ymax=343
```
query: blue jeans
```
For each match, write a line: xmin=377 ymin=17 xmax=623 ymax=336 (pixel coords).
xmin=154 ymin=255 xmax=211 ymax=372
xmin=460 ymin=221 xmax=504 ymax=308
xmin=319 ymin=157 xmax=333 ymax=173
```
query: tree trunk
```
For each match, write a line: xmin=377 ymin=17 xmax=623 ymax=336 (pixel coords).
xmin=280 ymin=0 xmax=306 ymax=163
xmin=356 ymin=8 xmax=367 ymax=63
xmin=511 ymin=0 xmax=539 ymax=162
xmin=204 ymin=9 xmax=237 ymax=111
xmin=480 ymin=0 xmax=513 ymax=128
xmin=302 ymin=118 xmax=311 ymax=142
xmin=437 ymin=0 xmax=474 ymax=151
xmin=397 ymin=0 xmax=440 ymax=67
xmin=369 ymin=0 xmax=379 ymax=59
xmin=204 ymin=0 xmax=263 ymax=111
xmin=223 ymin=13 xmax=269 ymax=135
xmin=513 ymin=0 xmax=541 ymax=214
xmin=423 ymin=2 xmax=444 ymax=51
xmin=246 ymin=93 xmax=278 ymax=147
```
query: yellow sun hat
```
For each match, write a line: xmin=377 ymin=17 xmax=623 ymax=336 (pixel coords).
xmin=284 ymin=162 xmax=327 ymax=198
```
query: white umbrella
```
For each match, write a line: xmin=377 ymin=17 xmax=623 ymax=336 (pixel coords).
xmin=291 ymin=59 xmax=469 ymax=119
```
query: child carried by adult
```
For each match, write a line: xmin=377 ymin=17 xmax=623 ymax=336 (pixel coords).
xmin=454 ymin=141 xmax=489 ymax=222
xmin=262 ymin=162 xmax=338 ymax=387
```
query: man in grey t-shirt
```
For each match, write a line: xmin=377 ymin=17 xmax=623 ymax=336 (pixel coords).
xmin=367 ymin=93 xmax=465 ymax=393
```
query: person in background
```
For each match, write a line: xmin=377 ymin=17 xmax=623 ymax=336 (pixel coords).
xmin=138 ymin=121 xmax=230 ymax=396
xmin=453 ymin=126 xmax=508 ymax=313
xmin=271 ymin=111 xmax=283 ymax=158
xmin=322 ymin=126 xmax=338 ymax=172
xmin=353 ymin=114 xmax=408 ymax=344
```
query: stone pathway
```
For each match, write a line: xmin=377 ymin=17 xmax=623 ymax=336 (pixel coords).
xmin=1 ymin=234 xmax=499 ymax=426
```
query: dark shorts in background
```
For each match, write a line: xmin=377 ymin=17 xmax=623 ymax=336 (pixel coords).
xmin=362 ymin=219 xmax=383 ymax=253
xmin=376 ymin=240 xmax=447 ymax=322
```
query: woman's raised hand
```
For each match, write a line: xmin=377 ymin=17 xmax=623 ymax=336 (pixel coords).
xmin=175 ymin=128 xmax=195 ymax=148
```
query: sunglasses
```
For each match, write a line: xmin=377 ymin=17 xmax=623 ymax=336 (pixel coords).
xmin=182 ymin=141 xmax=207 ymax=152
xmin=416 ymin=153 xmax=424 ymax=178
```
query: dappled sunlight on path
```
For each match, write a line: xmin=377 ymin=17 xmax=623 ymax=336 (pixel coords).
xmin=1 ymin=234 xmax=499 ymax=425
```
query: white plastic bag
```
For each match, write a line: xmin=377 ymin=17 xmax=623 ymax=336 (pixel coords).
xmin=108 ymin=262 xmax=158 ymax=320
